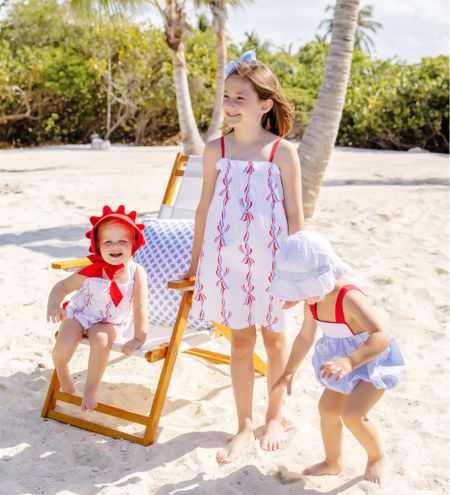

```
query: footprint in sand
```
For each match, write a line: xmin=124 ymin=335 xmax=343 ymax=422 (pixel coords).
xmin=371 ymin=275 xmax=394 ymax=285
xmin=437 ymin=304 xmax=449 ymax=314
xmin=375 ymin=212 xmax=391 ymax=222
xmin=434 ymin=266 xmax=448 ymax=276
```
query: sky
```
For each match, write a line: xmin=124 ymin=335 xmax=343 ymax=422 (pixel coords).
xmin=144 ymin=0 xmax=449 ymax=63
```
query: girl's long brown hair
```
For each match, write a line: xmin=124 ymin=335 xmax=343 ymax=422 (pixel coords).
xmin=227 ymin=61 xmax=294 ymax=137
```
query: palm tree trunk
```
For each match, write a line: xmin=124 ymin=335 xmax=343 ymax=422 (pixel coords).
xmin=106 ymin=54 xmax=112 ymax=136
xmin=299 ymin=0 xmax=359 ymax=220
xmin=171 ymin=46 xmax=205 ymax=154
xmin=206 ymin=0 xmax=227 ymax=142
xmin=159 ymin=0 xmax=204 ymax=155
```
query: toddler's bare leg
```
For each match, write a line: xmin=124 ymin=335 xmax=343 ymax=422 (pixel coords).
xmin=342 ymin=381 xmax=385 ymax=484
xmin=260 ymin=326 xmax=288 ymax=451
xmin=303 ymin=389 xmax=347 ymax=476
xmin=52 ymin=318 xmax=84 ymax=394
xmin=217 ymin=325 xmax=257 ymax=464
xmin=81 ymin=323 xmax=117 ymax=411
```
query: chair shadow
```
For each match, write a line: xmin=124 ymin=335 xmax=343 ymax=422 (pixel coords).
xmin=152 ymin=466 xmax=364 ymax=494
xmin=41 ymin=358 xmax=233 ymax=429
xmin=0 ymin=367 xmax=233 ymax=495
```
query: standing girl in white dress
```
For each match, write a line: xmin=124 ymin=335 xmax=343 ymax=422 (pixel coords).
xmin=185 ymin=50 xmax=304 ymax=463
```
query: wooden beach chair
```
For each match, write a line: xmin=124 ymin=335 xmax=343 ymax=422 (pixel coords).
xmin=42 ymin=152 xmax=267 ymax=446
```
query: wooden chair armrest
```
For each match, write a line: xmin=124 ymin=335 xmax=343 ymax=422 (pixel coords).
xmin=167 ymin=277 xmax=195 ymax=290
xmin=51 ymin=258 xmax=91 ymax=270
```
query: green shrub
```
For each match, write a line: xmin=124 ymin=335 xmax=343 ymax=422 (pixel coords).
xmin=0 ymin=0 xmax=448 ymax=152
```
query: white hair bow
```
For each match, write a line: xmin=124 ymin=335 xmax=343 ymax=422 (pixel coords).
xmin=225 ymin=49 xmax=257 ymax=77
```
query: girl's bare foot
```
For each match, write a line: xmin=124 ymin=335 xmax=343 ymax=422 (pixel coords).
xmin=81 ymin=387 xmax=98 ymax=411
xmin=260 ymin=418 xmax=285 ymax=451
xmin=364 ymin=457 xmax=384 ymax=484
xmin=216 ymin=429 xmax=255 ymax=464
xmin=302 ymin=460 xmax=342 ymax=476
xmin=56 ymin=366 xmax=75 ymax=394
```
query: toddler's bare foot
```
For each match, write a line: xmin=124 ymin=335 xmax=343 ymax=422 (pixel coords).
xmin=56 ymin=366 xmax=75 ymax=394
xmin=364 ymin=457 xmax=384 ymax=484
xmin=216 ymin=429 xmax=255 ymax=464
xmin=260 ymin=418 xmax=285 ymax=451
xmin=302 ymin=460 xmax=342 ymax=476
xmin=81 ymin=388 xmax=98 ymax=412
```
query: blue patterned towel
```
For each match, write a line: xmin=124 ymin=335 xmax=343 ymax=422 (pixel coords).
xmin=134 ymin=219 xmax=212 ymax=330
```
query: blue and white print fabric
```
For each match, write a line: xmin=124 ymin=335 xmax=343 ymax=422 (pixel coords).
xmin=134 ymin=219 xmax=212 ymax=330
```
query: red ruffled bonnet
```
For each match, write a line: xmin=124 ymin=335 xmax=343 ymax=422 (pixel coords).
xmin=78 ymin=205 xmax=146 ymax=307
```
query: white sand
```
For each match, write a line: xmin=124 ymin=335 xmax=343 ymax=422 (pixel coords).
xmin=0 ymin=145 xmax=448 ymax=494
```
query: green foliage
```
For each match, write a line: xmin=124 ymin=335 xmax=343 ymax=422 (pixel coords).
xmin=0 ymin=0 xmax=448 ymax=152
xmin=185 ymin=28 xmax=218 ymax=130
xmin=339 ymin=54 xmax=449 ymax=152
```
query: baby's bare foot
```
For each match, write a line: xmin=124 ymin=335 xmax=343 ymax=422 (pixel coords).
xmin=216 ymin=429 xmax=255 ymax=464
xmin=303 ymin=460 xmax=342 ymax=476
xmin=81 ymin=388 xmax=98 ymax=412
xmin=56 ymin=366 xmax=75 ymax=394
xmin=260 ymin=419 xmax=285 ymax=451
xmin=364 ymin=457 xmax=384 ymax=484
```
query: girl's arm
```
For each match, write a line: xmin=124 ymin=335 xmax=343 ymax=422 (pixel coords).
xmin=184 ymin=140 xmax=221 ymax=277
xmin=272 ymin=304 xmax=318 ymax=395
xmin=47 ymin=272 xmax=85 ymax=323
xmin=278 ymin=141 xmax=305 ymax=234
xmin=320 ymin=291 xmax=391 ymax=381
xmin=121 ymin=264 xmax=148 ymax=356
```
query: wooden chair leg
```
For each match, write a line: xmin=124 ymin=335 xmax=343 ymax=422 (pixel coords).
xmin=212 ymin=321 xmax=267 ymax=376
xmin=142 ymin=289 xmax=193 ymax=446
xmin=41 ymin=368 xmax=60 ymax=418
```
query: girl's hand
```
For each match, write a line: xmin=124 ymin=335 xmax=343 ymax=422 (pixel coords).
xmin=271 ymin=372 xmax=295 ymax=396
xmin=121 ymin=337 xmax=145 ymax=356
xmin=47 ymin=305 xmax=66 ymax=323
xmin=179 ymin=266 xmax=197 ymax=281
xmin=320 ymin=357 xmax=353 ymax=382
xmin=283 ymin=300 xmax=300 ymax=309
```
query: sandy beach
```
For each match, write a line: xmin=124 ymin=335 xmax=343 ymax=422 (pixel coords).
xmin=0 ymin=144 xmax=448 ymax=494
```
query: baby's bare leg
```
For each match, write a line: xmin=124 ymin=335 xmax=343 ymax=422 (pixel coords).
xmin=81 ymin=323 xmax=117 ymax=411
xmin=52 ymin=318 xmax=84 ymax=394
xmin=260 ymin=326 xmax=288 ymax=451
xmin=217 ymin=326 xmax=257 ymax=464
xmin=341 ymin=381 xmax=385 ymax=484
xmin=303 ymin=388 xmax=347 ymax=476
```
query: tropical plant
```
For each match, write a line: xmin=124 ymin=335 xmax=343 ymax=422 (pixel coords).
xmin=318 ymin=3 xmax=382 ymax=57
xmin=300 ymin=0 xmax=359 ymax=220
xmin=1 ymin=0 xmax=447 ymax=153
xmin=70 ymin=0 xmax=205 ymax=153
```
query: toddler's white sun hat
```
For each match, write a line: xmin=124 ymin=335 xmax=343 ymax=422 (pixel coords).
xmin=270 ymin=231 xmax=349 ymax=301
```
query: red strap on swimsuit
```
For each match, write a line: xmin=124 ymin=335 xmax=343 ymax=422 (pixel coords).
xmin=309 ymin=284 xmax=362 ymax=324
xmin=309 ymin=303 xmax=318 ymax=319
xmin=220 ymin=136 xmax=225 ymax=158
xmin=335 ymin=284 xmax=363 ymax=323
xmin=269 ymin=137 xmax=282 ymax=162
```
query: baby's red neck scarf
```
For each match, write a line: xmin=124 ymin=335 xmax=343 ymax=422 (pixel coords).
xmin=79 ymin=254 xmax=125 ymax=307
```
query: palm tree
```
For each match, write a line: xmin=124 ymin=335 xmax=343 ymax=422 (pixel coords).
xmin=299 ymin=0 xmax=359 ymax=219
xmin=152 ymin=0 xmax=205 ymax=154
xmin=194 ymin=0 xmax=252 ymax=142
xmin=194 ymin=0 xmax=228 ymax=142
xmin=70 ymin=0 xmax=205 ymax=154
xmin=318 ymin=3 xmax=382 ymax=56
